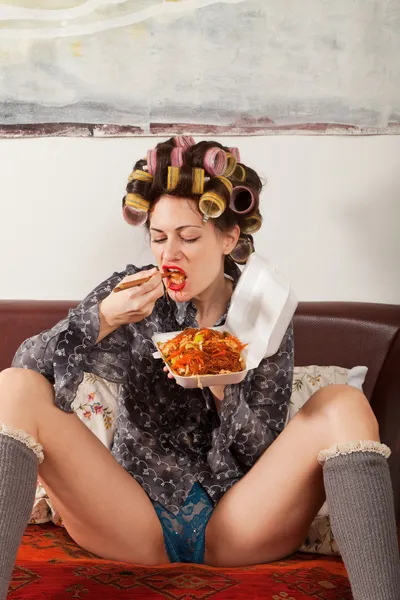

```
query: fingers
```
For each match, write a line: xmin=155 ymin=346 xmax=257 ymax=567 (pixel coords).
xmin=106 ymin=267 xmax=164 ymax=327
xmin=118 ymin=267 xmax=157 ymax=284
xmin=134 ymin=279 xmax=164 ymax=310
xmin=136 ymin=270 xmax=162 ymax=295
xmin=163 ymin=365 xmax=175 ymax=379
xmin=116 ymin=268 xmax=160 ymax=295
xmin=123 ymin=284 xmax=163 ymax=322
xmin=116 ymin=269 xmax=163 ymax=307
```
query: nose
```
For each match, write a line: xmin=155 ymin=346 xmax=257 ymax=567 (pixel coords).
xmin=163 ymin=237 xmax=183 ymax=262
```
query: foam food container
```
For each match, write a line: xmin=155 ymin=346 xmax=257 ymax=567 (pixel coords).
xmin=152 ymin=253 xmax=298 ymax=388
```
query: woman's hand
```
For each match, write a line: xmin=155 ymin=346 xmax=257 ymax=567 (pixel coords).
xmin=162 ymin=365 xmax=225 ymax=403
xmin=98 ymin=268 xmax=164 ymax=339
xmin=163 ymin=365 xmax=175 ymax=380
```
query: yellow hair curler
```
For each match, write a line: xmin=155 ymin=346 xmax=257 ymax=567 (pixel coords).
xmin=199 ymin=191 xmax=227 ymax=219
xmin=241 ymin=211 xmax=262 ymax=234
xmin=167 ymin=166 xmax=180 ymax=191
xmin=223 ymin=152 xmax=238 ymax=178
xmin=215 ymin=176 xmax=233 ymax=194
xmin=128 ymin=170 xmax=153 ymax=183
xmin=192 ymin=168 xmax=205 ymax=195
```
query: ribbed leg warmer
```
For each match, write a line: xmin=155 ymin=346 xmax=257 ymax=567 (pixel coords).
xmin=0 ymin=425 xmax=43 ymax=600
xmin=319 ymin=440 xmax=400 ymax=600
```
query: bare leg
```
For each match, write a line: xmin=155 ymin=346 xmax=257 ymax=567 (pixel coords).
xmin=0 ymin=368 xmax=169 ymax=565
xmin=204 ymin=384 xmax=379 ymax=566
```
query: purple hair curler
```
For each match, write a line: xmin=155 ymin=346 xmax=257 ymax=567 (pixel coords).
xmin=204 ymin=147 xmax=227 ymax=176
xmin=229 ymin=185 xmax=258 ymax=215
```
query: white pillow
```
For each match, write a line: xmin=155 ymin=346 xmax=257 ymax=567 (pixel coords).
xmin=289 ymin=365 xmax=368 ymax=555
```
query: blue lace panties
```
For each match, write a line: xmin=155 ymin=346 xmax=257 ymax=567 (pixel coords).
xmin=153 ymin=483 xmax=214 ymax=563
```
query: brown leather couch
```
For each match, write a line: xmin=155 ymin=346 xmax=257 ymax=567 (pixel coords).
xmin=0 ymin=299 xmax=399 ymax=519
xmin=1 ymin=300 xmax=399 ymax=599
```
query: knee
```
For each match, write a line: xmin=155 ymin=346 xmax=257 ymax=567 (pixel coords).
xmin=300 ymin=384 xmax=379 ymax=437
xmin=0 ymin=367 xmax=54 ymax=410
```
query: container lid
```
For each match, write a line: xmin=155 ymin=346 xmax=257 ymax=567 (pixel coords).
xmin=226 ymin=253 xmax=298 ymax=369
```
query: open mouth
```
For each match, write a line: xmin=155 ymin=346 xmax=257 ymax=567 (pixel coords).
xmin=163 ymin=265 xmax=187 ymax=290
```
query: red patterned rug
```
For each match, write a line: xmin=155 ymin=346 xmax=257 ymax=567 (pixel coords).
xmin=10 ymin=523 xmax=352 ymax=599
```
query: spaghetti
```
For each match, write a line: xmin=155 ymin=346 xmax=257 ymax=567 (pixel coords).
xmin=158 ymin=328 xmax=247 ymax=377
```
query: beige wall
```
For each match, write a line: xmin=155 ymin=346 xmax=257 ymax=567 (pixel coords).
xmin=0 ymin=135 xmax=399 ymax=303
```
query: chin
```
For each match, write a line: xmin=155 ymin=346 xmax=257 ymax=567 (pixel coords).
xmin=167 ymin=287 xmax=192 ymax=303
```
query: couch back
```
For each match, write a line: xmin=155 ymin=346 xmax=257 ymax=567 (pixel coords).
xmin=0 ymin=300 xmax=399 ymax=519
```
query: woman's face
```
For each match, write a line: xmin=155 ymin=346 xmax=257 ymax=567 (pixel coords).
xmin=149 ymin=195 xmax=238 ymax=303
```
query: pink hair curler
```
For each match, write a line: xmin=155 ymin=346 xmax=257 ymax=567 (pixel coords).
xmin=204 ymin=147 xmax=227 ymax=176
xmin=146 ymin=149 xmax=157 ymax=176
xmin=174 ymin=136 xmax=195 ymax=148
xmin=229 ymin=185 xmax=258 ymax=215
xmin=229 ymin=147 xmax=241 ymax=162
xmin=123 ymin=205 xmax=148 ymax=227
xmin=171 ymin=147 xmax=184 ymax=167
xmin=123 ymin=193 xmax=150 ymax=227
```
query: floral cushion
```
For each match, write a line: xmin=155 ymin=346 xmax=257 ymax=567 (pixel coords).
xmin=29 ymin=372 xmax=119 ymax=526
xmin=29 ymin=365 xmax=367 ymax=558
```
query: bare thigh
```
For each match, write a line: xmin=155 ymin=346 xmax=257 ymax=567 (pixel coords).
xmin=204 ymin=385 xmax=378 ymax=567
xmin=0 ymin=368 xmax=169 ymax=565
xmin=204 ymin=417 xmax=326 ymax=567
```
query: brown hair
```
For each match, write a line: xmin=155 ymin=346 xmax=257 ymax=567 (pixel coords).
xmin=123 ymin=137 xmax=264 ymax=266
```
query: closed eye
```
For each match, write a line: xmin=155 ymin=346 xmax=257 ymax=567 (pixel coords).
xmin=151 ymin=238 xmax=200 ymax=244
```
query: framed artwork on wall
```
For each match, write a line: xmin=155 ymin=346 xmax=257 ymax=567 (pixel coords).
xmin=0 ymin=0 xmax=399 ymax=138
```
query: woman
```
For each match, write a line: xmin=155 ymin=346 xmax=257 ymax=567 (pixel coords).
xmin=0 ymin=137 xmax=398 ymax=600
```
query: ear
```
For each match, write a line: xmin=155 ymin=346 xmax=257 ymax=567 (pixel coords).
xmin=222 ymin=224 xmax=241 ymax=256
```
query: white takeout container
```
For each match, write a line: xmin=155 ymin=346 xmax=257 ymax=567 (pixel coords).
xmin=152 ymin=253 xmax=298 ymax=388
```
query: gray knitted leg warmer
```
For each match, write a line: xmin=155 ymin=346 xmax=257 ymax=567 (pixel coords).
xmin=319 ymin=440 xmax=400 ymax=600
xmin=0 ymin=424 xmax=43 ymax=600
